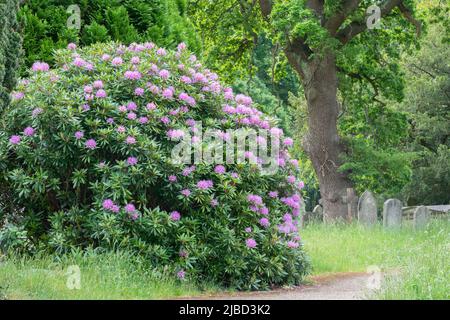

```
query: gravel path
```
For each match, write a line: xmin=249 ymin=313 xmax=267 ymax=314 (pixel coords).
xmin=187 ymin=272 xmax=377 ymax=300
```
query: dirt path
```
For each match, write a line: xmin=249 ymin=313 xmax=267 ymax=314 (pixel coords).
xmin=185 ymin=272 xmax=377 ymax=300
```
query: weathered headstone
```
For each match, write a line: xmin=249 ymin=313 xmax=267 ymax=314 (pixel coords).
xmin=383 ymin=199 xmax=403 ymax=228
xmin=414 ymin=206 xmax=430 ymax=229
xmin=357 ymin=190 xmax=377 ymax=226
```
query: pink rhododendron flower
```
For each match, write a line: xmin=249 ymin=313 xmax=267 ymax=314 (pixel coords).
xmin=146 ymin=103 xmax=156 ymax=111
xmin=117 ymin=126 xmax=126 ymax=133
xmin=177 ymin=270 xmax=185 ymax=280
xmin=102 ymin=199 xmax=114 ymax=210
xmin=134 ymin=87 xmax=144 ymax=96
xmin=85 ymin=139 xmax=97 ymax=149
xmin=127 ymin=157 xmax=138 ymax=166
xmin=211 ymin=199 xmax=219 ymax=207
xmin=197 ymin=180 xmax=213 ymax=190
xmin=269 ymin=191 xmax=278 ymax=198
xmin=181 ymin=189 xmax=191 ymax=197
xmin=75 ymin=131 xmax=84 ymax=140
xmin=287 ymin=241 xmax=299 ymax=249
xmin=9 ymin=135 xmax=21 ymax=145
xmin=124 ymin=70 xmax=141 ymax=80
xmin=96 ymin=89 xmax=107 ymax=98
xmin=159 ymin=69 xmax=170 ymax=79
xmin=125 ymin=203 xmax=136 ymax=213
xmin=93 ymin=80 xmax=103 ymax=89
xmin=125 ymin=136 xmax=136 ymax=145
xmin=283 ymin=138 xmax=294 ymax=146
xmin=131 ymin=56 xmax=140 ymax=64
xmin=32 ymin=61 xmax=50 ymax=72
xmin=168 ymin=175 xmax=177 ymax=183
xmin=246 ymin=238 xmax=257 ymax=249
xmin=170 ymin=211 xmax=181 ymax=221
xmin=67 ymin=43 xmax=77 ymax=50
xmin=23 ymin=127 xmax=35 ymax=137
xmin=111 ymin=57 xmax=123 ymax=66
xmin=259 ymin=218 xmax=270 ymax=228
xmin=214 ymin=165 xmax=226 ymax=174
xmin=127 ymin=112 xmax=137 ymax=120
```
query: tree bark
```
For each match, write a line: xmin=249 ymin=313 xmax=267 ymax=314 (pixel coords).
xmin=287 ymin=50 xmax=352 ymax=221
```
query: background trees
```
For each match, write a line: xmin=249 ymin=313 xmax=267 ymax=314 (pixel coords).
xmin=0 ymin=0 xmax=22 ymax=111
xmin=19 ymin=0 xmax=200 ymax=72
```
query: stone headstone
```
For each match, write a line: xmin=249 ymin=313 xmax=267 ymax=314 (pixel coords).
xmin=414 ymin=206 xmax=430 ymax=229
xmin=383 ymin=199 xmax=403 ymax=228
xmin=357 ymin=190 xmax=377 ymax=226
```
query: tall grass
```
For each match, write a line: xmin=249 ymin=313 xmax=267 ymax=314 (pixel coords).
xmin=0 ymin=249 xmax=208 ymax=300
xmin=302 ymin=220 xmax=449 ymax=299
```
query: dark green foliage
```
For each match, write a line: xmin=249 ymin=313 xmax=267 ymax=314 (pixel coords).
xmin=18 ymin=0 xmax=201 ymax=71
xmin=399 ymin=22 xmax=450 ymax=205
xmin=0 ymin=0 xmax=22 ymax=111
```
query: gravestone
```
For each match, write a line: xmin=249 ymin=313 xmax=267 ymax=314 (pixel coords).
xmin=357 ymin=190 xmax=377 ymax=226
xmin=414 ymin=206 xmax=430 ymax=229
xmin=383 ymin=199 xmax=403 ymax=228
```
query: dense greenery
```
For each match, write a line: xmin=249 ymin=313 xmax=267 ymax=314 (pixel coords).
xmin=0 ymin=42 xmax=310 ymax=289
xmin=0 ymin=0 xmax=22 ymax=111
xmin=19 ymin=0 xmax=200 ymax=72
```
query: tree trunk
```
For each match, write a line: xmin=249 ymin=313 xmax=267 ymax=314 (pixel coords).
xmin=287 ymin=51 xmax=353 ymax=221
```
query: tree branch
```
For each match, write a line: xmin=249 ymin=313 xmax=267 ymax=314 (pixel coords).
xmin=325 ymin=0 xmax=361 ymax=34
xmin=259 ymin=0 xmax=272 ymax=19
xmin=398 ymin=2 xmax=422 ymax=36
xmin=336 ymin=0 xmax=402 ymax=44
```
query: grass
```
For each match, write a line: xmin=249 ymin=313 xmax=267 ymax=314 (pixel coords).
xmin=302 ymin=219 xmax=450 ymax=299
xmin=0 ymin=249 xmax=214 ymax=300
xmin=0 ymin=220 xmax=448 ymax=299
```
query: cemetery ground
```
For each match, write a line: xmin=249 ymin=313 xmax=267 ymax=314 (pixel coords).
xmin=0 ymin=220 xmax=448 ymax=300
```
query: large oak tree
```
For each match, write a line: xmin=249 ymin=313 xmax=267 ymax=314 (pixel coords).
xmin=190 ymin=0 xmax=423 ymax=220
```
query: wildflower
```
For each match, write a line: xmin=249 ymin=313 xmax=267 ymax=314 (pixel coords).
xmin=9 ymin=135 xmax=21 ymax=145
xmin=74 ymin=131 xmax=84 ymax=140
xmin=85 ymin=139 xmax=97 ymax=149
xmin=170 ymin=211 xmax=181 ymax=221
xmin=197 ymin=180 xmax=213 ymax=190
xmin=127 ymin=157 xmax=138 ymax=166
xmin=23 ymin=127 xmax=35 ymax=137
xmin=246 ymin=238 xmax=257 ymax=249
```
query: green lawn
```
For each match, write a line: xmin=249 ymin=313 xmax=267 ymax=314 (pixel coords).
xmin=1 ymin=220 xmax=448 ymax=299
xmin=302 ymin=220 xmax=449 ymax=299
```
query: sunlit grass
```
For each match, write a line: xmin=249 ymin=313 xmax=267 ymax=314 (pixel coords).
xmin=0 ymin=249 xmax=212 ymax=300
xmin=302 ymin=220 xmax=449 ymax=299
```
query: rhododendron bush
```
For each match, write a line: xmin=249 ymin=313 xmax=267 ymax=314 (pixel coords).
xmin=0 ymin=42 xmax=310 ymax=289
